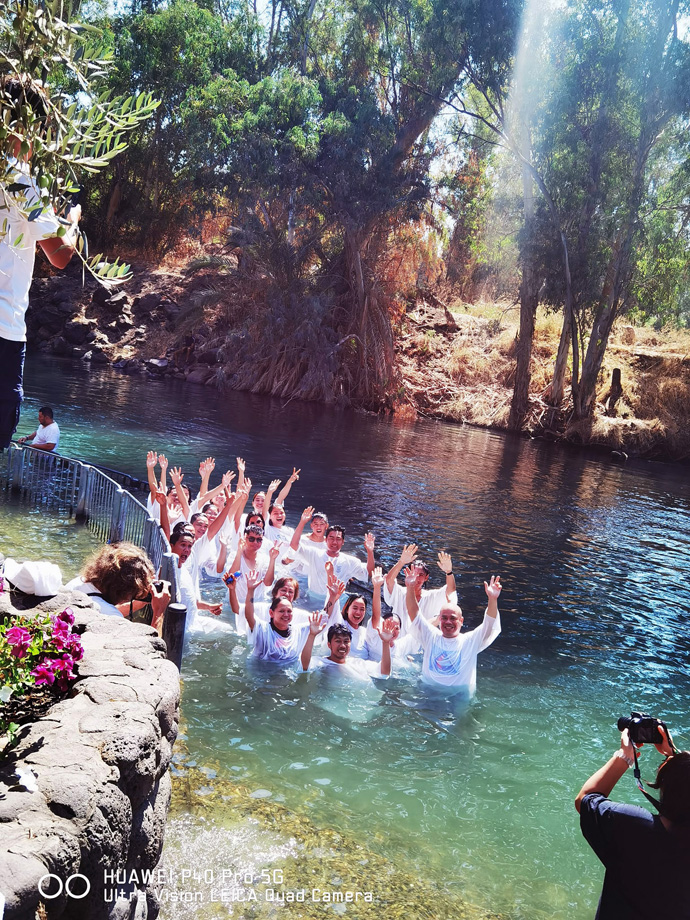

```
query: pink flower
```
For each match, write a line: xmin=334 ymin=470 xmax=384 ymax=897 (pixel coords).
xmin=31 ymin=660 xmax=57 ymax=686
xmin=56 ymin=608 xmax=75 ymax=626
xmin=5 ymin=626 xmax=31 ymax=659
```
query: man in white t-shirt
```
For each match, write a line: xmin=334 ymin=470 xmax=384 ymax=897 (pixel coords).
xmin=18 ymin=406 xmax=60 ymax=451
xmin=406 ymin=569 xmax=502 ymax=696
xmin=300 ymin=619 xmax=394 ymax=681
xmin=1 ymin=79 xmax=80 ymax=449
xmin=289 ymin=512 xmax=375 ymax=601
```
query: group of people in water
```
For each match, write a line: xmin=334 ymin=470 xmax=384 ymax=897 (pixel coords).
xmin=143 ymin=452 xmax=502 ymax=690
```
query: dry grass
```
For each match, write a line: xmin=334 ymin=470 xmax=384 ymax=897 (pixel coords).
xmin=397 ymin=294 xmax=690 ymax=459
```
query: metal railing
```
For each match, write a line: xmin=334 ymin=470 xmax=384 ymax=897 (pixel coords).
xmin=3 ymin=443 xmax=179 ymax=603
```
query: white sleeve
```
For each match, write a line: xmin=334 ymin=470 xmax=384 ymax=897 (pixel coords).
xmin=409 ymin=613 xmax=436 ymax=649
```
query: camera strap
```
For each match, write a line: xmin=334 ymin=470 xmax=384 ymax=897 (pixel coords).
xmin=632 ymin=745 xmax=663 ymax=814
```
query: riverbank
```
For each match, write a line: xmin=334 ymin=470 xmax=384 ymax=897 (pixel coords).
xmin=27 ymin=261 xmax=690 ymax=462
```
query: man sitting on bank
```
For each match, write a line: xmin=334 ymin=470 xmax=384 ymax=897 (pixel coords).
xmin=405 ymin=569 xmax=502 ymax=695
xmin=18 ymin=405 xmax=60 ymax=452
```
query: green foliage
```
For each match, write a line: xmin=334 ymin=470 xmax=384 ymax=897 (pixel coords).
xmin=0 ymin=0 xmax=158 ymax=282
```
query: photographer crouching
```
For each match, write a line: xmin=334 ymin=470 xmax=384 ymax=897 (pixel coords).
xmin=575 ymin=712 xmax=690 ymax=918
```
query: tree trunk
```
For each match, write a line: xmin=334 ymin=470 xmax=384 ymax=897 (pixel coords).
xmin=509 ymin=131 xmax=539 ymax=430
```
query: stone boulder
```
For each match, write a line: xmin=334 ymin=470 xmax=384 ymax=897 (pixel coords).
xmin=0 ymin=590 xmax=180 ymax=920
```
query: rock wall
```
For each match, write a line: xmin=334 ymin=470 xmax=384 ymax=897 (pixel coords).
xmin=0 ymin=590 xmax=180 ymax=920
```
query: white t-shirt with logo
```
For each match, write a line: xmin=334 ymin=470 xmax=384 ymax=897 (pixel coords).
xmin=411 ymin=611 xmax=501 ymax=694
xmin=31 ymin=421 xmax=60 ymax=450
xmin=0 ymin=163 xmax=61 ymax=341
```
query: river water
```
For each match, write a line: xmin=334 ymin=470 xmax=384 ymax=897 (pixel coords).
xmin=3 ymin=356 xmax=690 ymax=920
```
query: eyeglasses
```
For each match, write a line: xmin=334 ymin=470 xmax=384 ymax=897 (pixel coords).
xmin=246 ymin=535 xmax=263 ymax=543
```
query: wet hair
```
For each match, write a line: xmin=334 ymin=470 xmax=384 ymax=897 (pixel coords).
xmin=650 ymin=752 xmax=690 ymax=826
xmin=81 ymin=542 xmax=154 ymax=605
xmin=245 ymin=513 xmax=264 ymax=529
xmin=382 ymin=611 xmax=402 ymax=626
xmin=342 ymin=594 xmax=367 ymax=626
xmin=413 ymin=561 xmax=430 ymax=576
xmin=312 ymin=512 xmax=328 ymax=523
xmin=272 ymin=576 xmax=300 ymax=601
xmin=202 ymin=502 xmax=217 ymax=514
xmin=190 ymin=512 xmax=208 ymax=525
xmin=326 ymin=525 xmax=345 ymax=539
xmin=269 ymin=595 xmax=292 ymax=613
xmin=327 ymin=624 xmax=352 ymax=643
xmin=39 ymin=406 xmax=53 ymax=420
xmin=244 ymin=524 xmax=264 ymax=538
xmin=170 ymin=522 xmax=195 ymax=546
xmin=167 ymin=483 xmax=191 ymax=500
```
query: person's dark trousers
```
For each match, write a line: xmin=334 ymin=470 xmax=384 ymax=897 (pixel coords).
xmin=0 ymin=337 xmax=25 ymax=450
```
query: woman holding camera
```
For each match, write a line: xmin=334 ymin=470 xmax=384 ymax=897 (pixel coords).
xmin=575 ymin=724 xmax=690 ymax=918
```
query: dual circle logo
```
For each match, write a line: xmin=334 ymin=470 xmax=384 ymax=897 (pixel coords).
xmin=38 ymin=874 xmax=91 ymax=899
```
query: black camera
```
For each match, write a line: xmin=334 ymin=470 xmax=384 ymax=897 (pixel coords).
xmin=617 ymin=711 xmax=666 ymax=745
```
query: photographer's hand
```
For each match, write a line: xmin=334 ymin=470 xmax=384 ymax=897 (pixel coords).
xmin=655 ymin=724 xmax=676 ymax=757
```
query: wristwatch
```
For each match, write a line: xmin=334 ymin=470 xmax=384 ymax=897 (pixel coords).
xmin=615 ymin=749 xmax=634 ymax=768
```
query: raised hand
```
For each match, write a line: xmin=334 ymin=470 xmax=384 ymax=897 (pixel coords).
xmin=371 ymin=565 xmax=385 ymax=588
xmin=170 ymin=466 xmax=184 ymax=486
xmin=269 ymin=540 xmax=282 ymax=561
xmin=308 ymin=611 xmax=327 ymax=636
xmin=326 ymin=570 xmax=346 ymax=604
xmin=146 ymin=450 xmax=158 ymax=469
xmin=404 ymin=566 xmax=417 ymax=587
xmin=237 ymin=536 xmax=247 ymax=555
xmin=301 ymin=506 xmax=314 ymax=523
xmin=245 ymin=569 xmax=263 ymax=593
xmin=268 ymin=478 xmax=281 ymax=493
xmin=399 ymin=543 xmax=418 ymax=566
xmin=484 ymin=575 xmax=502 ymax=601
xmin=154 ymin=488 xmax=167 ymax=506
xmin=289 ymin=467 xmax=301 ymax=483
xmin=378 ymin=620 xmax=397 ymax=645
xmin=237 ymin=457 xmax=245 ymax=474
xmin=222 ymin=470 xmax=236 ymax=487
xmin=158 ymin=454 xmax=168 ymax=472
xmin=364 ymin=532 xmax=375 ymax=552
xmin=437 ymin=551 xmax=453 ymax=575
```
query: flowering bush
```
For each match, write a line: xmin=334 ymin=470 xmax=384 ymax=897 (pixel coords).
xmin=0 ymin=608 xmax=84 ymax=706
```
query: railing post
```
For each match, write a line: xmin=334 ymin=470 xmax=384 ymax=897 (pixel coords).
xmin=75 ymin=464 xmax=90 ymax=520
xmin=159 ymin=552 xmax=180 ymax=605
xmin=109 ymin=490 xmax=124 ymax=543
xmin=161 ymin=603 xmax=186 ymax=671
xmin=10 ymin=444 xmax=25 ymax=492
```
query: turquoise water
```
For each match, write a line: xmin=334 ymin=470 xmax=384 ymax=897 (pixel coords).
xmin=7 ymin=356 xmax=690 ymax=918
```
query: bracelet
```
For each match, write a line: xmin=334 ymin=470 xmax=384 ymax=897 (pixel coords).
xmin=615 ymin=749 xmax=634 ymax=768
